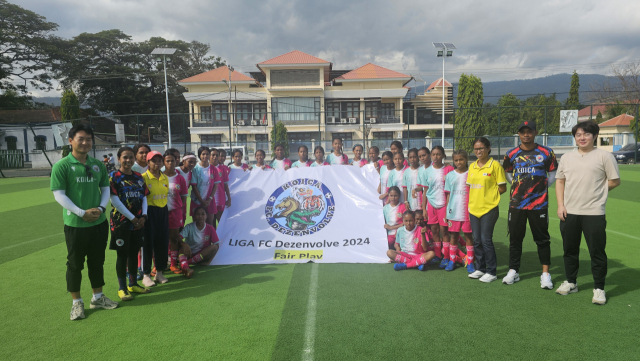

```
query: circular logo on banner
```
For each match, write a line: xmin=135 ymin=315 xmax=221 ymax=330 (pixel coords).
xmin=265 ymin=178 xmax=335 ymax=236
xmin=116 ymin=239 xmax=124 ymax=247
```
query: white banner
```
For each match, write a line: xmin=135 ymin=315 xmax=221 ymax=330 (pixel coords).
xmin=210 ymin=164 xmax=388 ymax=265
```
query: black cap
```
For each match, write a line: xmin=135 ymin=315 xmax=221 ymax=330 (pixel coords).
xmin=517 ymin=121 xmax=536 ymax=132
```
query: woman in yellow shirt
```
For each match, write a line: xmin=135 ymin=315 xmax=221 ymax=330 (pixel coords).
xmin=466 ymin=137 xmax=506 ymax=283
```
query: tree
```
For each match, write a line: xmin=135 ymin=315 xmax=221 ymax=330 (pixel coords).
xmin=60 ymin=89 xmax=80 ymax=122
xmin=595 ymin=110 xmax=603 ymax=123
xmin=0 ymin=89 xmax=32 ymax=108
xmin=54 ymin=30 xmax=226 ymax=115
xmin=456 ymin=74 xmax=484 ymax=152
xmin=566 ymin=70 xmax=581 ymax=108
xmin=270 ymin=122 xmax=289 ymax=157
xmin=605 ymin=100 xmax=631 ymax=119
xmin=483 ymin=93 xmax=521 ymax=136
xmin=0 ymin=0 xmax=61 ymax=94
xmin=588 ymin=61 xmax=640 ymax=104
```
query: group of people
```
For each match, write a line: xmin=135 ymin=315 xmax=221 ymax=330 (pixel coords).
xmin=51 ymin=119 xmax=620 ymax=320
xmin=378 ymin=120 xmax=620 ymax=307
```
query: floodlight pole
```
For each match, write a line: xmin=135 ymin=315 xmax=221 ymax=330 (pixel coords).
xmin=163 ymin=54 xmax=172 ymax=148
xmin=442 ymin=51 xmax=445 ymax=147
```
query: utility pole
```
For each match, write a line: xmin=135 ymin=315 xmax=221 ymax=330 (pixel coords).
xmin=226 ymin=66 xmax=234 ymax=149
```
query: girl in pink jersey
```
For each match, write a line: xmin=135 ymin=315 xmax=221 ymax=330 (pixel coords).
xmin=444 ymin=149 xmax=474 ymax=273
xmin=378 ymin=151 xmax=394 ymax=204
xmin=270 ymin=144 xmax=293 ymax=170
xmin=386 ymin=152 xmax=408 ymax=204
xmin=252 ymin=149 xmax=272 ymax=170
xmin=311 ymin=146 xmax=330 ymax=167
xmin=420 ymin=146 xmax=455 ymax=267
xmin=326 ymin=137 xmax=349 ymax=165
xmin=209 ymin=148 xmax=231 ymax=228
xmin=191 ymin=146 xmax=219 ymax=227
xmin=390 ymin=140 xmax=410 ymax=168
xmin=349 ymin=144 xmax=367 ymax=167
xmin=163 ymin=150 xmax=189 ymax=275
xmin=292 ymin=145 xmax=313 ymax=168
xmin=387 ymin=211 xmax=436 ymax=270
xmin=229 ymin=149 xmax=249 ymax=170
xmin=382 ymin=186 xmax=406 ymax=250
xmin=177 ymin=206 xmax=220 ymax=278
xmin=403 ymin=148 xmax=422 ymax=211
xmin=177 ymin=152 xmax=197 ymax=224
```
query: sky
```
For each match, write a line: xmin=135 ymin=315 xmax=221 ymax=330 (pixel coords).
xmin=12 ymin=0 xmax=640 ymax=97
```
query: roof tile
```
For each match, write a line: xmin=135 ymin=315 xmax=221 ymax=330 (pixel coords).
xmin=427 ymin=78 xmax=452 ymax=90
xmin=335 ymin=63 xmax=410 ymax=80
xmin=259 ymin=50 xmax=330 ymax=65
xmin=178 ymin=66 xmax=254 ymax=83
xmin=598 ymin=113 xmax=635 ymax=127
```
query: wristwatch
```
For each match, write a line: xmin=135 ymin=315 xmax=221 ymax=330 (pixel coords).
xmin=98 ymin=206 xmax=106 ymax=213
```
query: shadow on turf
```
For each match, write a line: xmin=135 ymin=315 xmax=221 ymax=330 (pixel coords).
xmin=114 ymin=264 xmax=278 ymax=307
xmin=502 ymin=244 xmax=640 ymax=299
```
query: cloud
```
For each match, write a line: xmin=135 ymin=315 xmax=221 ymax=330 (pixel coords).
xmin=12 ymin=0 xmax=640 ymax=97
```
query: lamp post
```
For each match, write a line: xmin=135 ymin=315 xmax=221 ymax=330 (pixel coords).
xmin=433 ymin=43 xmax=456 ymax=147
xmin=151 ymin=48 xmax=177 ymax=148
xmin=222 ymin=65 xmax=234 ymax=150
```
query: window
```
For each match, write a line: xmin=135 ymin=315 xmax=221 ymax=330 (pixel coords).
xmin=365 ymin=102 xmax=378 ymax=118
xmin=34 ymin=135 xmax=47 ymax=151
xmin=213 ymin=104 xmax=228 ymax=121
xmin=236 ymin=104 xmax=251 ymax=121
xmin=346 ymin=102 xmax=360 ymax=118
xmin=373 ymin=131 xmax=394 ymax=139
xmin=5 ymin=136 xmax=17 ymax=151
xmin=253 ymin=103 xmax=267 ymax=121
xmin=199 ymin=106 xmax=212 ymax=121
xmin=255 ymin=134 xmax=268 ymax=142
xmin=272 ymin=97 xmax=320 ymax=122
xmin=380 ymin=103 xmax=395 ymax=117
xmin=326 ymin=102 xmax=341 ymax=118
xmin=331 ymin=132 xmax=353 ymax=141
xmin=270 ymin=69 xmax=320 ymax=86
xmin=201 ymin=134 xmax=222 ymax=144
xmin=237 ymin=134 xmax=247 ymax=142
xmin=289 ymin=132 xmax=317 ymax=142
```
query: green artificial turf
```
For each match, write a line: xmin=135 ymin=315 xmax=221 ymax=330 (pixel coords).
xmin=1 ymin=167 xmax=639 ymax=360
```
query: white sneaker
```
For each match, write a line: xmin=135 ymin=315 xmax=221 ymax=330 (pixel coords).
xmin=154 ymin=271 xmax=169 ymax=284
xmin=142 ymin=275 xmax=156 ymax=287
xmin=555 ymin=280 xmax=578 ymax=295
xmin=70 ymin=301 xmax=85 ymax=320
xmin=592 ymin=289 xmax=606 ymax=305
xmin=540 ymin=273 xmax=553 ymax=290
xmin=468 ymin=270 xmax=485 ymax=279
xmin=479 ymin=273 xmax=498 ymax=283
xmin=502 ymin=269 xmax=520 ymax=285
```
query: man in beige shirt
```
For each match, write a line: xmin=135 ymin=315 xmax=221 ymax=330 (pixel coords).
xmin=555 ymin=121 xmax=620 ymax=305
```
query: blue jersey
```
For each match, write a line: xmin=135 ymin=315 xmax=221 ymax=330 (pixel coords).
xmin=109 ymin=170 xmax=149 ymax=230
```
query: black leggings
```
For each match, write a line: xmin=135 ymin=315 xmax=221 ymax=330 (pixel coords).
xmin=110 ymin=228 xmax=143 ymax=279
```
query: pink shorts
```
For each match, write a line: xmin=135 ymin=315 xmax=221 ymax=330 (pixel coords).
xmin=217 ymin=205 xmax=225 ymax=214
xmin=387 ymin=235 xmax=396 ymax=248
xmin=448 ymin=220 xmax=471 ymax=233
xmin=427 ymin=203 xmax=448 ymax=226
xmin=190 ymin=199 xmax=216 ymax=216
xmin=168 ymin=208 xmax=183 ymax=229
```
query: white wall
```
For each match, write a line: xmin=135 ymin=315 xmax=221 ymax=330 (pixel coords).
xmin=31 ymin=149 xmax=64 ymax=168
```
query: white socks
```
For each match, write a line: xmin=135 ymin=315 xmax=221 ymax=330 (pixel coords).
xmin=92 ymin=292 xmax=103 ymax=301
xmin=72 ymin=298 xmax=83 ymax=305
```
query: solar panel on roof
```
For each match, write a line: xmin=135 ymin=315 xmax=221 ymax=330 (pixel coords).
xmin=151 ymin=48 xmax=177 ymax=55
xmin=443 ymin=43 xmax=457 ymax=49
xmin=432 ymin=42 xmax=445 ymax=49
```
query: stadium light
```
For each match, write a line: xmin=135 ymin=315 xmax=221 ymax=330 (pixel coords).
xmin=151 ymin=48 xmax=177 ymax=148
xmin=433 ymin=42 xmax=456 ymax=146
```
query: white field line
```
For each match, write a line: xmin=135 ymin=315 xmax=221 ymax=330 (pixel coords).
xmin=499 ymin=210 xmax=640 ymax=241
xmin=302 ymin=263 xmax=319 ymax=361
xmin=0 ymin=232 xmax=64 ymax=252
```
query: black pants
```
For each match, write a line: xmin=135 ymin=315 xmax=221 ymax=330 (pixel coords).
xmin=64 ymin=220 xmax=109 ymax=292
xmin=142 ymin=206 xmax=169 ymax=275
xmin=469 ymin=206 xmax=500 ymax=276
xmin=560 ymin=214 xmax=608 ymax=290
xmin=508 ymin=208 xmax=551 ymax=272
xmin=110 ymin=228 xmax=143 ymax=282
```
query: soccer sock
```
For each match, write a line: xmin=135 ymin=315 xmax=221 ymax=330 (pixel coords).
xmin=179 ymin=254 xmax=189 ymax=269
xmin=407 ymin=255 xmax=428 ymax=268
xmin=443 ymin=242 xmax=450 ymax=260
xmin=117 ymin=277 xmax=127 ymax=291
xmin=458 ymin=236 xmax=467 ymax=248
xmin=449 ymin=245 xmax=458 ymax=262
xmin=137 ymin=252 xmax=142 ymax=268
xmin=170 ymin=251 xmax=178 ymax=267
xmin=466 ymin=246 xmax=475 ymax=263
xmin=73 ymin=298 xmax=83 ymax=305
xmin=434 ymin=242 xmax=442 ymax=258
xmin=394 ymin=254 xmax=408 ymax=263
xmin=189 ymin=253 xmax=203 ymax=265
xmin=128 ymin=272 xmax=137 ymax=287
xmin=92 ymin=292 xmax=103 ymax=301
